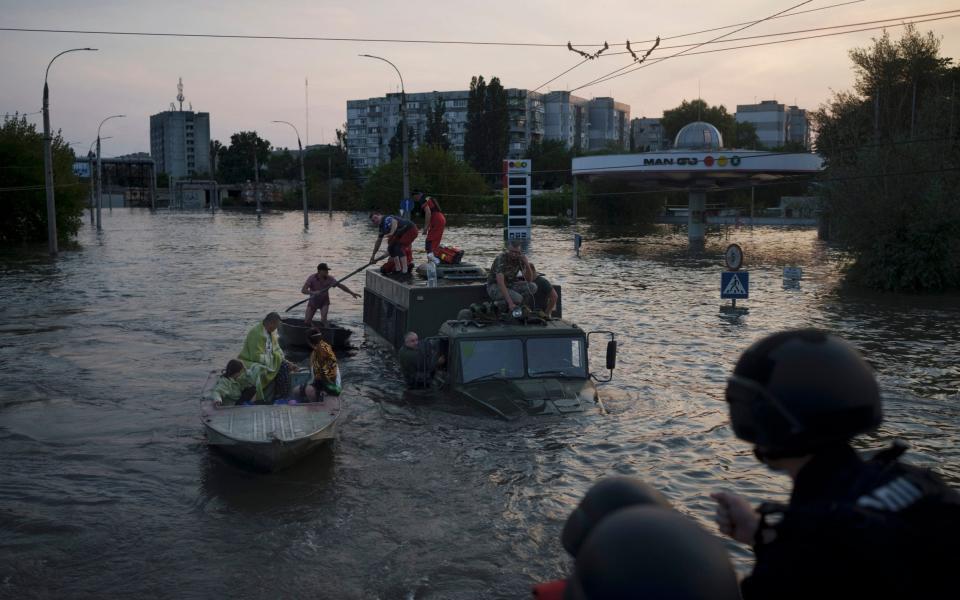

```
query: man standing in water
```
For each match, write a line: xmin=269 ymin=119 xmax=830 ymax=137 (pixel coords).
xmin=369 ymin=212 xmax=418 ymax=276
xmin=301 ymin=263 xmax=360 ymax=327
xmin=712 ymin=329 xmax=960 ymax=599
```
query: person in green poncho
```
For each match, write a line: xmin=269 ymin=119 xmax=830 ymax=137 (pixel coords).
xmin=210 ymin=359 xmax=256 ymax=407
xmin=238 ymin=312 xmax=299 ymax=403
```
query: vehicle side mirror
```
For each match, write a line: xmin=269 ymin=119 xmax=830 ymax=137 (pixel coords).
xmin=587 ymin=330 xmax=616 ymax=383
xmin=606 ymin=340 xmax=617 ymax=371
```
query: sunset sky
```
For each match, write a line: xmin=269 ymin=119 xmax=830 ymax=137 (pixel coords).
xmin=2 ymin=0 xmax=958 ymax=156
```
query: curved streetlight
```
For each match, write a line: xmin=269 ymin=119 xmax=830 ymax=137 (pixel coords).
xmin=43 ymin=47 xmax=97 ymax=254
xmin=271 ymin=120 xmax=309 ymax=230
xmin=360 ymin=54 xmax=409 ymax=202
xmin=96 ymin=115 xmax=125 ymax=231
xmin=86 ymin=136 xmax=111 ymax=226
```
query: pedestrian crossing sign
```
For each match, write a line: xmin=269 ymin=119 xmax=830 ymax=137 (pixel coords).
xmin=721 ymin=271 xmax=749 ymax=299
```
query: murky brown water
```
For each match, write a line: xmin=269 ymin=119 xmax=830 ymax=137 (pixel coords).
xmin=1 ymin=210 xmax=958 ymax=599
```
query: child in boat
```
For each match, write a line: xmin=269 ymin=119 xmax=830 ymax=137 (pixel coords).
xmin=211 ymin=359 xmax=256 ymax=407
xmin=295 ymin=336 xmax=342 ymax=401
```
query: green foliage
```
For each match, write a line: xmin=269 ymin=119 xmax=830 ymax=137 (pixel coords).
xmin=424 ymin=97 xmax=450 ymax=150
xmin=582 ymin=179 xmax=664 ymax=227
xmin=0 ymin=114 xmax=87 ymax=246
xmin=388 ymin=121 xmax=414 ymax=162
xmin=527 ymin=139 xmax=574 ymax=189
xmin=303 ymin=144 xmax=363 ymax=210
xmin=813 ymin=26 xmax=960 ymax=291
xmin=362 ymin=145 xmax=489 ymax=212
xmin=661 ymin=99 xmax=759 ymax=148
xmin=216 ymin=131 xmax=271 ymax=184
xmin=267 ymin=150 xmax=299 ymax=181
xmin=464 ymin=75 xmax=509 ymax=176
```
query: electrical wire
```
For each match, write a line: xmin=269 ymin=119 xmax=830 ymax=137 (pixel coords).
xmin=531 ymin=1 xmax=867 ymax=94
xmin=572 ymin=12 xmax=960 ymax=91
xmin=0 ymin=1 xmax=868 ymax=49
xmin=597 ymin=9 xmax=960 ymax=57
xmin=571 ymin=0 xmax=814 ymax=93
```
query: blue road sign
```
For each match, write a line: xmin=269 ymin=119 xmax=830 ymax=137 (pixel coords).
xmin=721 ymin=271 xmax=749 ymax=299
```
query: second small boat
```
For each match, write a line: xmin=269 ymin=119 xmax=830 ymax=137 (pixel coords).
xmin=279 ymin=317 xmax=353 ymax=351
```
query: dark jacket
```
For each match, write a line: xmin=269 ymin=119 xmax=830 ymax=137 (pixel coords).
xmin=742 ymin=444 xmax=960 ymax=599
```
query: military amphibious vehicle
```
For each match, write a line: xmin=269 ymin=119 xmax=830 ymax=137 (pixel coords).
xmin=362 ymin=266 xmax=616 ymax=418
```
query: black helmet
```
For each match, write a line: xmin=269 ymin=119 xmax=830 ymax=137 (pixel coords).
xmin=562 ymin=477 xmax=671 ymax=557
xmin=725 ymin=329 xmax=881 ymax=458
xmin=564 ymin=506 xmax=741 ymax=600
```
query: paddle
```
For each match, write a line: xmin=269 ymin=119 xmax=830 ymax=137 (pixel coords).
xmin=285 ymin=253 xmax=389 ymax=312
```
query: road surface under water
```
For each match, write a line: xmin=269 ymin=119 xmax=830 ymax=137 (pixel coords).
xmin=1 ymin=209 xmax=958 ymax=599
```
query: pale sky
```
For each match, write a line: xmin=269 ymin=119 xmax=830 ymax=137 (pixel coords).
xmin=2 ymin=0 xmax=958 ymax=156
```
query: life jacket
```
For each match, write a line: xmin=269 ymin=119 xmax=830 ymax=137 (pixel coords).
xmin=380 ymin=215 xmax=413 ymax=237
xmin=413 ymin=195 xmax=441 ymax=217
xmin=435 ymin=244 xmax=464 ymax=264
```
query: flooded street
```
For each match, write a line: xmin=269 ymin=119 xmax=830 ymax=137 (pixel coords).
xmin=2 ymin=209 xmax=958 ymax=599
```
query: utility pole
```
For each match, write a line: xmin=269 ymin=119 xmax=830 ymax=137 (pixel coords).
xmin=254 ymin=149 xmax=261 ymax=217
xmin=42 ymin=47 xmax=98 ymax=254
xmin=360 ymin=54 xmax=409 ymax=203
xmin=96 ymin=136 xmax=103 ymax=230
xmin=327 ymin=155 xmax=333 ymax=216
xmin=95 ymin=115 xmax=124 ymax=230
xmin=271 ymin=120 xmax=308 ymax=229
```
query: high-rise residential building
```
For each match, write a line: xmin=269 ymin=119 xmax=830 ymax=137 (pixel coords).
xmin=630 ymin=117 xmax=668 ymax=151
xmin=786 ymin=105 xmax=810 ymax=148
xmin=543 ymin=91 xmax=590 ymax=151
xmin=345 ymin=88 xmax=545 ymax=173
xmin=149 ymin=109 xmax=210 ymax=179
xmin=735 ymin=100 xmax=811 ymax=149
xmin=587 ymin=97 xmax=631 ymax=151
xmin=507 ymin=88 xmax=544 ymax=157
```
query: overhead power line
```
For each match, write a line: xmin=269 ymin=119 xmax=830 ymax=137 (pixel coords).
xmin=531 ymin=0 xmax=860 ymax=93
xmin=572 ymin=0 xmax=815 ymax=92
xmin=0 ymin=1 xmax=865 ymax=49
xmin=599 ymin=9 xmax=960 ymax=57
xmin=571 ymin=11 xmax=960 ymax=92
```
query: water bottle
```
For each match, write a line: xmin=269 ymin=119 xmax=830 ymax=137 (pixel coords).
xmin=426 ymin=261 xmax=438 ymax=288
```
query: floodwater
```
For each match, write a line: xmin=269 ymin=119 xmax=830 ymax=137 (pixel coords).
xmin=1 ymin=210 xmax=958 ymax=599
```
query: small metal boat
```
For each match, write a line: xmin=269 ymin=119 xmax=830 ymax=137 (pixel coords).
xmin=201 ymin=373 xmax=342 ymax=471
xmin=278 ymin=317 xmax=353 ymax=350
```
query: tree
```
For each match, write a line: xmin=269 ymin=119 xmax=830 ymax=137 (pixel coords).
xmin=731 ymin=120 xmax=760 ymax=149
xmin=812 ymin=26 xmax=960 ymax=291
xmin=0 ymin=114 xmax=86 ymax=246
xmin=388 ymin=121 xmax=414 ymax=162
xmin=424 ymin=97 xmax=450 ymax=150
xmin=527 ymin=139 xmax=574 ymax=189
xmin=464 ymin=75 xmax=509 ymax=176
xmin=362 ymin=145 xmax=489 ymax=212
xmin=463 ymin=75 xmax=487 ymax=170
xmin=302 ymin=143 xmax=362 ymax=210
xmin=266 ymin=149 xmax=298 ymax=181
xmin=335 ymin=122 xmax=348 ymax=152
xmin=216 ymin=131 xmax=271 ymax=184
xmin=209 ymin=140 xmax=223 ymax=178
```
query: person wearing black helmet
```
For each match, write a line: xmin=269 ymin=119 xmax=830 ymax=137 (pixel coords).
xmin=532 ymin=477 xmax=740 ymax=600
xmin=712 ymin=329 xmax=960 ymax=599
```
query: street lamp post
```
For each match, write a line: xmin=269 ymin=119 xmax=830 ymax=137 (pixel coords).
xmin=272 ymin=120 xmax=309 ymax=230
xmin=360 ymin=54 xmax=409 ymax=203
xmin=43 ymin=47 xmax=97 ymax=255
xmin=96 ymin=115 xmax=125 ymax=231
